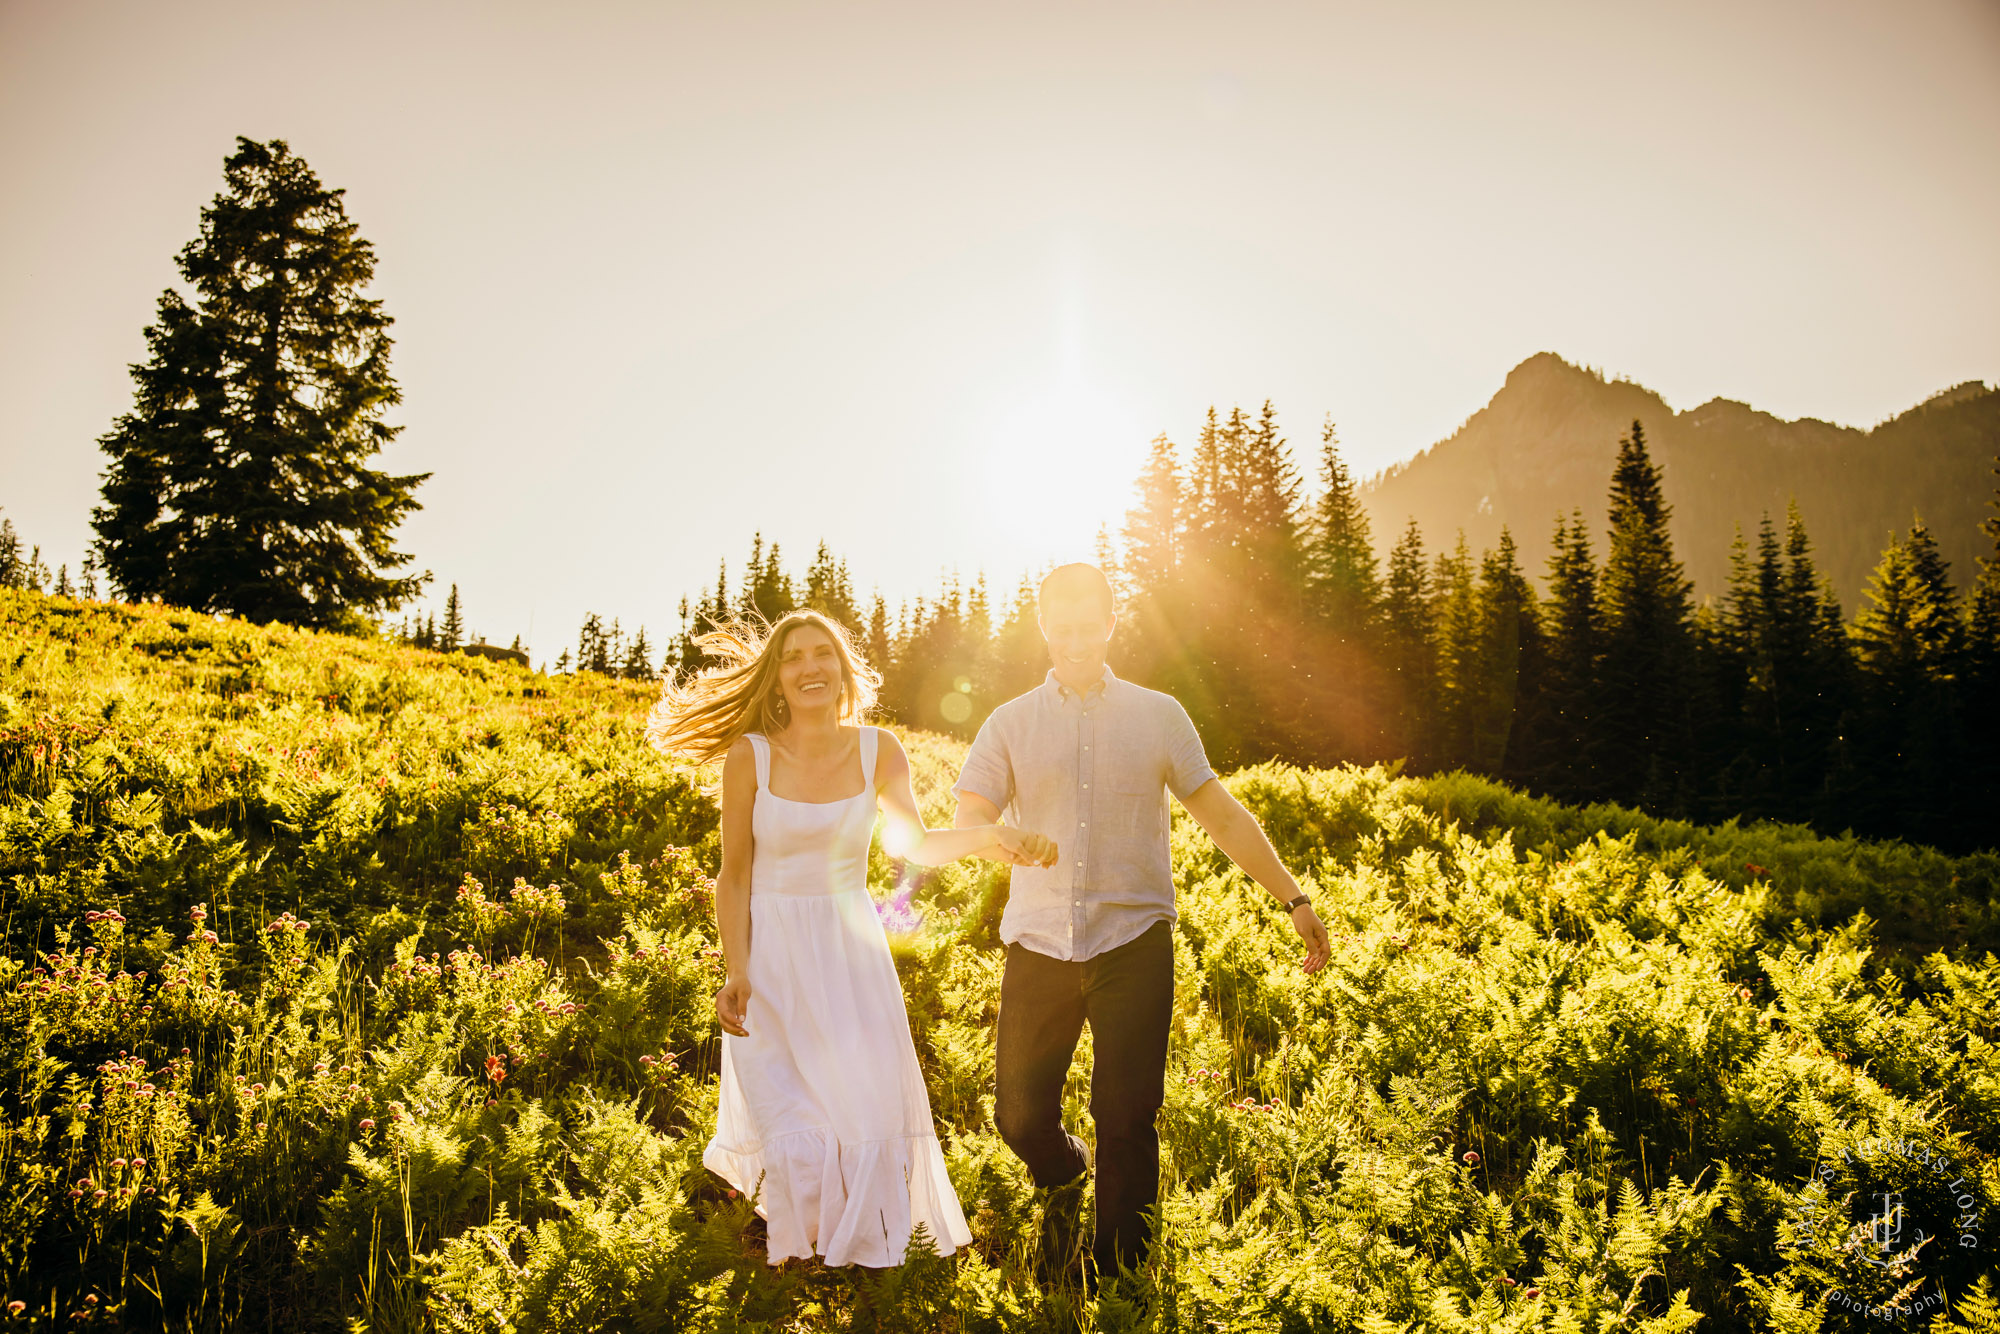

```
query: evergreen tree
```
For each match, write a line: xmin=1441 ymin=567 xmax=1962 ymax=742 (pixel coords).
xmin=1597 ymin=420 xmax=1697 ymax=811
xmin=555 ymin=647 xmax=571 ymax=674
xmin=865 ymin=595 xmax=892 ymax=682
xmin=1120 ymin=435 xmax=1186 ymax=691
xmin=54 ymin=565 xmax=73 ymax=598
xmin=1850 ymin=520 xmax=1966 ymax=844
xmin=1429 ymin=535 xmax=1481 ymax=770
xmin=1474 ymin=530 xmax=1545 ymax=779
xmin=622 ymin=626 xmax=655 ymax=680
xmin=1305 ymin=416 xmax=1380 ymax=638
xmin=989 ymin=574 xmax=1046 ymax=704
xmin=803 ymin=541 xmax=859 ymax=629
xmin=735 ymin=535 xmax=767 ymax=622
xmin=80 ymin=552 xmax=99 ymax=600
xmin=0 ymin=515 xmax=19 ymax=589
xmin=1123 ymin=434 xmax=1181 ymax=594
xmin=577 ymin=613 xmax=609 ymax=675
xmin=1712 ymin=505 xmax=1857 ymax=826
xmin=91 ymin=137 xmax=428 ymax=628
xmin=441 ymin=584 xmax=464 ymax=651
xmin=1966 ymin=453 xmax=2000 ymax=840
xmin=1535 ymin=511 xmax=1603 ymax=799
xmin=736 ymin=533 xmax=795 ymax=624
xmin=1230 ymin=401 xmax=1305 ymax=609
xmin=1380 ymin=519 xmax=1436 ymax=765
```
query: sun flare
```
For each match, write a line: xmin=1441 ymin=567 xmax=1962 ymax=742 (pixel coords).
xmin=976 ymin=375 xmax=1146 ymax=570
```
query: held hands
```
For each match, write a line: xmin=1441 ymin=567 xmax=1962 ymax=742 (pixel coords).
xmin=714 ymin=975 xmax=751 ymax=1037
xmin=1292 ymin=904 xmax=1331 ymax=974
xmin=993 ymin=826 xmax=1058 ymax=868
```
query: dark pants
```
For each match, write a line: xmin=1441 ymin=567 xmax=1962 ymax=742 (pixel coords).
xmin=993 ymin=919 xmax=1173 ymax=1280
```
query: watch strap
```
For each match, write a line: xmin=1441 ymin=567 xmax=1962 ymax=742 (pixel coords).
xmin=1283 ymin=894 xmax=1310 ymax=912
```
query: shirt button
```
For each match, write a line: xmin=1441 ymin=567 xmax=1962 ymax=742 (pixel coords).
xmin=1074 ymin=899 xmax=1081 ymax=906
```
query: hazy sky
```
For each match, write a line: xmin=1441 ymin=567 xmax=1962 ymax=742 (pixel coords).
xmin=4 ymin=0 xmax=1997 ymax=663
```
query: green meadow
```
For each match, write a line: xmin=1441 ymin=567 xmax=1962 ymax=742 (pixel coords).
xmin=2 ymin=588 xmax=1996 ymax=1332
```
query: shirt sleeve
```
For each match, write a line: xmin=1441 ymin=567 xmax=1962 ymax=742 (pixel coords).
xmin=1163 ymin=697 xmax=1217 ymax=801
xmin=952 ymin=709 xmax=1015 ymax=813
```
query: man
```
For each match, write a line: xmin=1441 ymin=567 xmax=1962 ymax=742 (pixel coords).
xmin=952 ymin=562 xmax=1331 ymax=1288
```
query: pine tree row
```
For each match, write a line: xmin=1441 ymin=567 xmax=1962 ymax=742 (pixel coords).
xmin=657 ymin=407 xmax=1999 ymax=853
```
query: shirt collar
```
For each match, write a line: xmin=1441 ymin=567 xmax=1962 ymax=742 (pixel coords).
xmin=1045 ymin=664 xmax=1118 ymax=703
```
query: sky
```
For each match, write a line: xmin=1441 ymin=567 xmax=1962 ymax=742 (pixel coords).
xmin=3 ymin=0 xmax=1998 ymax=665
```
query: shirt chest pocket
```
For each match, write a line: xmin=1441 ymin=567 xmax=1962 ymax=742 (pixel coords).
xmin=1102 ymin=765 xmax=1164 ymax=837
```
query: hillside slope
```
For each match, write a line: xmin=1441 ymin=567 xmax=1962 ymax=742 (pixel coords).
xmin=2 ymin=591 xmax=1997 ymax=1331
xmin=1363 ymin=352 xmax=1999 ymax=606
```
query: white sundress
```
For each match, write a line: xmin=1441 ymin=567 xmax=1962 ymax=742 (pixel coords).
xmin=704 ymin=725 xmax=973 ymax=1267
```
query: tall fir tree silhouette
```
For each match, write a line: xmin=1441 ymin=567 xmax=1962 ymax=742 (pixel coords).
xmin=1597 ymin=421 xmax=1696 ymax=811
xmin=1851 ymin=519 xmax=1966 ymax=844
xmin=1306 ymin=416 xmax=1379 ymax=638
xmin=1475 ymin=530 xmax=1545 ymax=780
xmin=92 ymin=137 xmax=428 ymax=628
xmin=1535 ymin=511 xmax=1603 ymax=799
xmin=1380 ymin=519 xmax=1436 ymax=765
xmin=802 ymin=541 xmax=859 ymax=630
xmin=441 ymin=584 xmax=464 ymax=651
xmin=1429 ymin=535 xmax=1481 ymax=770
xmin=1967 ymin=452 xmax=2000 ymax=826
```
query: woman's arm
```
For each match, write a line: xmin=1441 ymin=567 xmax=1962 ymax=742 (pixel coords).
xmin=877 ymin=731 xmax=1055 ymax=868
xmin=713 ymin=737 xmax=757 ymax=1035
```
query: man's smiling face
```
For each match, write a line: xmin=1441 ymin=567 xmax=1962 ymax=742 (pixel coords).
xmin=1038 ymin=596 xmax=1114 ymax=687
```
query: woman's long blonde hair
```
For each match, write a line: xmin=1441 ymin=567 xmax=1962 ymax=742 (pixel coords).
xmin=644 ymin=609 xmax=880 ymax=765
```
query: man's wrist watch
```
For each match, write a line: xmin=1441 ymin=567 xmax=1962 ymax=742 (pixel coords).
xmin=1282 ymin=894 xmax=1310 ymax=913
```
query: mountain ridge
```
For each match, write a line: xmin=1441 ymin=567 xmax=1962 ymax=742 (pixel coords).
xmin=1360 ymin=352 xmax=1997 ymax=609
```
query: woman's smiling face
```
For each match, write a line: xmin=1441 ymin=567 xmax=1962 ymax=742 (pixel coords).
xmin=776 ymin=624 xmax=844 ymax=715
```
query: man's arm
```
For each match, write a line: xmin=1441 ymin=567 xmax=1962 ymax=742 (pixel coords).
xmin=1178 ymin=778 xmax=1331 ymax=973
xmin=953 ymin=791 xmax=1042 ymax=865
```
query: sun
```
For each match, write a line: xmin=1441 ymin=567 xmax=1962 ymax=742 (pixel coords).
xmin=975 ymin=374 xmax=1146 ymax=570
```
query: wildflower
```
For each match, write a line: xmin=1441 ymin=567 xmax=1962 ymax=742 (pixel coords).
xmin=359 ymin=1119 xmax=376 ymax=1131
xmin=1525 ymin=1287 xmax=1541 ymax=1298
xmin=132 ymin=1157 xmax=146 ymax=1169
xmin=1745 ymin=862 xmax=1767 ymax=878
xmin=1499 ymin=1276 xmax=1516 ymax=1286
xmin=1462 ymin=1151 xmax=1480 ymax=1165
xmin=1740 ymin=988 xmax=1752 ymax=1001
xmin=9 ymin=1300 xmax=25 ymax=1314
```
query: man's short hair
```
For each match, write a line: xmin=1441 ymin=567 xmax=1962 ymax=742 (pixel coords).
xmin=1037 ymin=563 xmax=1115 ymax=619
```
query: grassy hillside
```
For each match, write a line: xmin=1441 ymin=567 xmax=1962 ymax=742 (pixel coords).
xmin=2 ymin=588 xmax=1997 ymax=1332
xmin=1362 ymin=352 xmax=1998 ymax=606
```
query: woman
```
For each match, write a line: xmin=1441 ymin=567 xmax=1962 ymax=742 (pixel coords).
xmin=646 ymin=609 xmax=1056 ymax=1268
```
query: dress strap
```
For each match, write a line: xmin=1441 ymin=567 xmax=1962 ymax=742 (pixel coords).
xmin=745 ymin=733 xmax=771 ymax=791
xmin=860 ymin=726 xmax=880 ymax=789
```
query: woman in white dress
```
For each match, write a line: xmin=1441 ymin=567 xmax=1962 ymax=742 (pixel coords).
xmin=646 ymin=609 xmax=1056 ymax=1268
